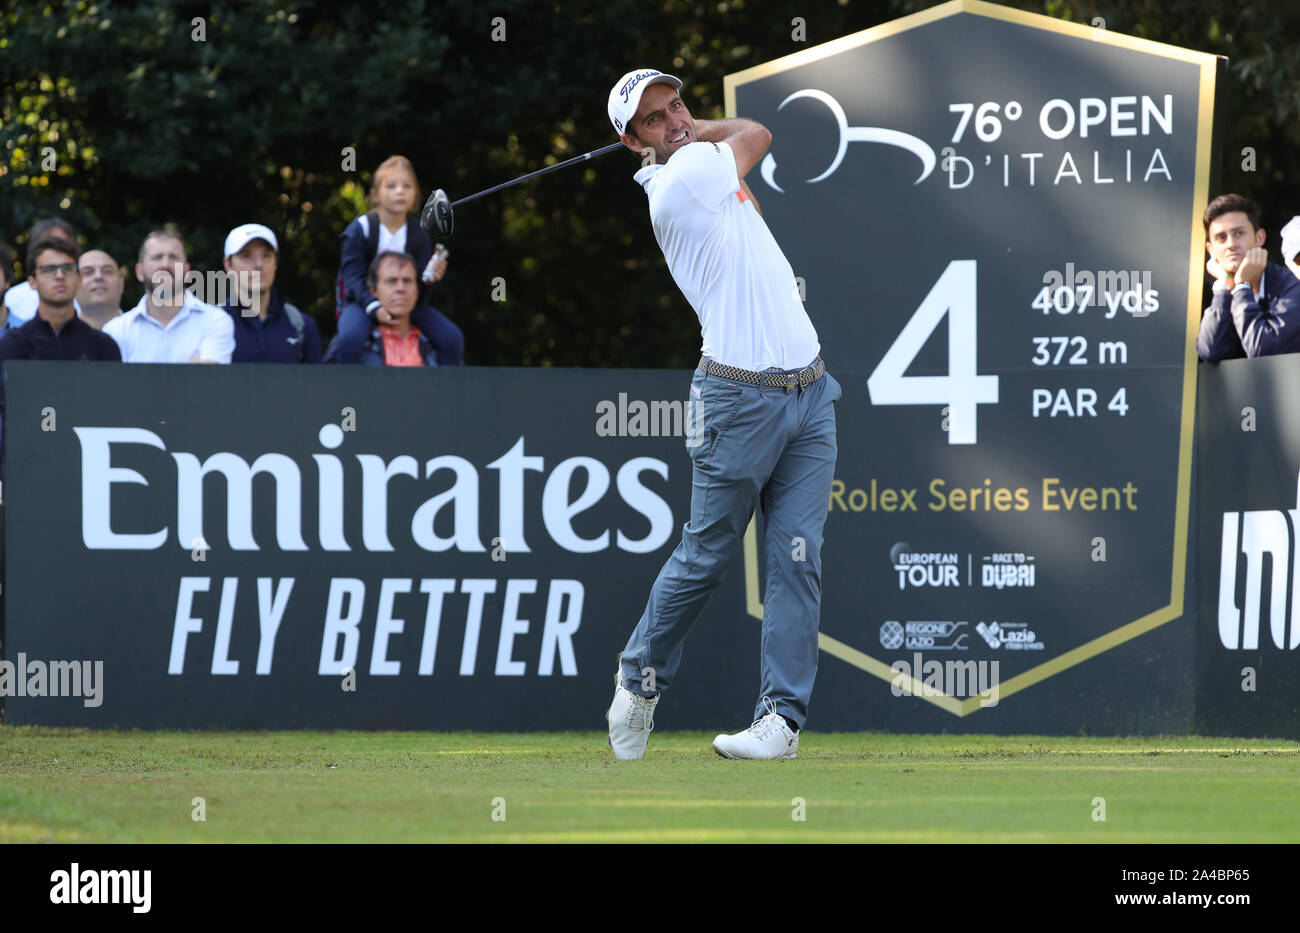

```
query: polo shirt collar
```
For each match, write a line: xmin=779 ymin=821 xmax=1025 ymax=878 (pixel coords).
xmin=634 ymin=164 xmax=663 ymax=187
xmin=133 ymin=291 xmax=210 ymax=329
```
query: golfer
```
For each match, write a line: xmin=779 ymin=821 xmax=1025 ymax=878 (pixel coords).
xmin=605 ymin=69 xmax=841 ymax=760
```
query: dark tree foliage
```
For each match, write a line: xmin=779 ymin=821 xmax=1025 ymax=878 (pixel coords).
xmin=4 ymin=0 xmax=1299 ymax=366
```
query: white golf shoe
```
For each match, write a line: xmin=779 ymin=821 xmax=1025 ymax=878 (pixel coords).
xmin=712 ymin=697 xmax=798 ymax=760
xmin=607 ymin=661 xmax=659 ymax=760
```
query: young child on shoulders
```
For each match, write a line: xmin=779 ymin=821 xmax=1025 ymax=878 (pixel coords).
xmin=334 ymin=155 xmax=463 ymax=364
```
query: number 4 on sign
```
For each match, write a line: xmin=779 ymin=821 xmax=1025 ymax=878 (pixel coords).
xmin=867 ymin=260 xmax=999 ymax=444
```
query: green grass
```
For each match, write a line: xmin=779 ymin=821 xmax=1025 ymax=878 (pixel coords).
xmin=1 ymin=728 xmax=1297 ymax=842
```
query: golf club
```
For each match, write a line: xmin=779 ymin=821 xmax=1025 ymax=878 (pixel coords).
xmin=421 ymin=141 xmax=626 ymax=237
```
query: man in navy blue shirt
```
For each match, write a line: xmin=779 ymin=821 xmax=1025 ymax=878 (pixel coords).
xmin=0 ymin=237 xmax=122 ymax=479
xmin=1198 ymin=194 xmax=1300 ymax=360
xmin=0 ymin=238 xmax=122 ymax=362
xmin=221 ymin=223 xmax=322 ymax=363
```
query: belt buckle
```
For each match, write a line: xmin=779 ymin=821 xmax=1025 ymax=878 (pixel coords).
xmin=784 ymin=373 xmax=798 ymax=392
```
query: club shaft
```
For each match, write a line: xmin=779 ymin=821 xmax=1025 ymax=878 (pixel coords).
xmin=451 ymin=142 xmax=625 ymax=208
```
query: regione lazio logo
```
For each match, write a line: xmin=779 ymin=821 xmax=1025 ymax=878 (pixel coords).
xmin=1217 ymin=470 xmax=1300 ymax=650
xmin=759 ymin=89 xmax=937 ymax=192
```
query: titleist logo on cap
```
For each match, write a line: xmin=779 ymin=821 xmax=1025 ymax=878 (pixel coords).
xmin=620 ymin=70 xmax=662 ymax=103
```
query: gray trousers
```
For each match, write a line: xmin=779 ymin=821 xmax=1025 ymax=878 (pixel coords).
xmin=619 ymin=362 xmax=840 ymax=729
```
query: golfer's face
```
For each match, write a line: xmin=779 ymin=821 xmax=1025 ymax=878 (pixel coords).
xmin=634 ymin=84 xmax=694 ymax=159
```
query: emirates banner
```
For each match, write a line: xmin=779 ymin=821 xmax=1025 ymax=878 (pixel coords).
xmin=2 ymin=361 xmax=747 ymax=729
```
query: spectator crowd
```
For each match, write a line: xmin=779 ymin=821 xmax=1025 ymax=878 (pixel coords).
xmin=9 ymin=183 xmax=1300 ymax=371
xmin=0 ymin=154 xmax=464 ymax=369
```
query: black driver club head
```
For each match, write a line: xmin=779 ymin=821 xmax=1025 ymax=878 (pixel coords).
xmin=420 ymin=188 xmax=454 ymax=237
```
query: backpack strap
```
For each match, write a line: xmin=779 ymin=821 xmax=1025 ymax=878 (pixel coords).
xmin=419 ymin=330 xmax=439 ymax=367
xmin=337 ymin=212 xmax=381 ymax=317
xmin=366 ymin=210 xmax=381 ymax=257
xmin=283 ymin=301 xmax=306 ymax=362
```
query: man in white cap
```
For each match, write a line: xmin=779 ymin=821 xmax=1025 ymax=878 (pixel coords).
xmin=221 ymin=223 xmax=321 ymax=363
xmin=603 ymin=69 xmax=841 ymax=760
xmin=1280 ymin=215 xmax=1300 ymax=283
xmin=105 ymin=227 xmax=235 ymax=363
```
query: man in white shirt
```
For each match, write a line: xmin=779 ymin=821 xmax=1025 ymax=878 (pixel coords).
xmin=105 ymin=229 xmax=235 ymax=363
xmin=604 ymin=69 xmax=841 ymax=761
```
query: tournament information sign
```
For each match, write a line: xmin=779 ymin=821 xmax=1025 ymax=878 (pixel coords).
xmin=726 ymin=0 xmax=1216 ymax=722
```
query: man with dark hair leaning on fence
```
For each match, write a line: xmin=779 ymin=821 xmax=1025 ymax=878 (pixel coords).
xmin=1198 ymin=193 xmax=1300 ymax=361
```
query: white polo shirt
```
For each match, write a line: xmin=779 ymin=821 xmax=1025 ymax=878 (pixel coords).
xmin=104 ymin=292 xmax=235 ymax=363
xmin=634 ymin=140 xmax=819 ymax=372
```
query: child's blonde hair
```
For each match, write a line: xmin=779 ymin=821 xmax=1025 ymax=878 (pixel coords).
xmin=368 ymin=155 xmax=422 ymax=211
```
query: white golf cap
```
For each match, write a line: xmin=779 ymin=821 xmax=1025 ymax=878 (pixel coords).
xmin=1281 ymin=215 xmax=1300 ymax=264
xmin=608 ymin=69 xmax=683 ymax=135
xmin=224 ymin=223 xmax=279 ymax=258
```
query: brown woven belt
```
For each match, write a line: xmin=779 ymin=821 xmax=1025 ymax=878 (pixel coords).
xmin=698 ymin=356 xmax=825 ymax=391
